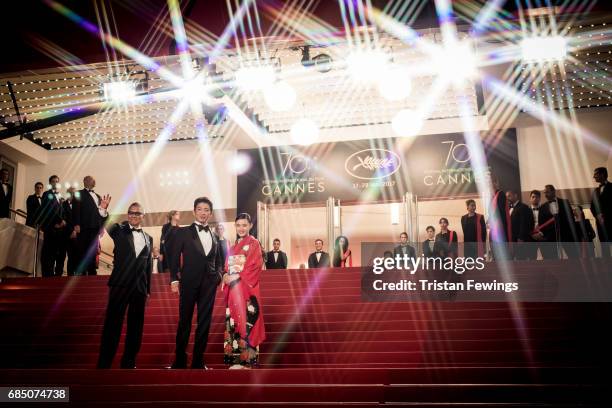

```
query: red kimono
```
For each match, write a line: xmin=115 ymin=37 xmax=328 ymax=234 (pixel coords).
xmin=223 ymin=235 xmax=265 ymax=366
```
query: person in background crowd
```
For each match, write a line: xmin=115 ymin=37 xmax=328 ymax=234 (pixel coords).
xmin=422 ymin=226 xmax=437 ymax=258
xmin=265 ymin=238 xmax=288 ymax=269
xmin=574 ymin=206 xmax=596 ymax=259
xmin=488 ymin=174 xmax=511 ymax=260
xmin=73 ymin=175 xmax=108 ymax=275
xmin=333 ymin=235 xmax=352 ymax=267
xmin=25 ymin=182 xmax=44 ymax=227
xmin=540 ymin=185 xmax=579 ymax=259
xmin=215 ymin=223 xmax=230 ymax=267
xmin=393 ymin=232 xmax=416 ymax=259
xmin=591 ymin=167 xmax=612 ymax=258
xmin=223 ymin=212 xmax=266 ymax=369
xmin=527 ymin=190 xmax=543 ymax=260
xmin=39 ymin=175 xmax=67 ymax=277
xmin=434 ymin=218 xmax=458 ymax=259
xmin=506 ymin=190 xmax=534 ymax=260
xmin=62 ymin=187 xmax=78 ymax=275
xmin=160 ymin=210 xmax=180 ymax=273
xmin=0 ymin=168 xmax=12 ymax=219
xmin=308 ymin=239 xmax=330 ymax=268
xmin=97 ymin=200 xmax=153 ymax=370
xmin=152 ymin=246 xmax=163 ymax=274
xmin=461 ymin=199 xmax=486 ymax=259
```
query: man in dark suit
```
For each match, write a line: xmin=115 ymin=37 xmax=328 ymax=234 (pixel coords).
xmin=151 ymin=246 xmax=163 ymax=274
xmin=73 ymin=176 xmax=107 ymax=275
xmin=393 ymin=232 xmax=416 ymax=259
xmin=539 ymin=185 xmax=579 ymax=259
xmin=265 ymin=238 xmax=288 ymax=269
xmin=97 ymin=200 xmax=153 ymax=369
xmin=422 ymin=226 xmax=437 ymax=258
xmin=0 ymin=168 xmax=12 ymax=219
xmin=169 ymin=197 xmax=223 ymax=369
xmin=591 ymin=167 xmax=612 ymax=258
xmin=39 ymin=175 xmax=67 ymax=277
xmin=62 ymin=187 xmax=78 ymax=276
xmin=506 ymin=190 xmax=535 ymax=260
xmin=307 ymin=239 xmax=330 ymax=268
xmin=25 ymin=182 xmax=44 ymax=227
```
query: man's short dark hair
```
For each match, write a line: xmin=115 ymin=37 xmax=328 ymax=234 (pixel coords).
xmin=530 ymin=190 xmax=541 ymax=198
xmin=439 ymin=217 xmax=449 ymax=224
xmin=545 ymin=184 xmax=556 ymax=192
xmin=315 ymin=239 xmax=323 ymax=244
xmin=128 ymin=202 xmax=144 ymax=213
xmin=595 ymin=167 xmax=608 ymax=179
xmin=465 ymin=199 xmax=475 ymax=207
xmin=426 ymin=225 xmax=435 ymax=232
xmin=35 ymin=182 xmax=43 ymax=188
xmin=273 ymin=238 xmax=280 ymax=243
xmin=400 ymin=232 xmax=408 ymax=238
xmin=48 ymin=175 xmax=59 ymax=183
xmin=193 ymin=196 xmax=213 ymax=211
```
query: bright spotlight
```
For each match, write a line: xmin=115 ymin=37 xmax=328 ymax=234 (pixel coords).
xmin=229 ymin=152 xmax=251 ymax=175
xmin=264 ymin=81 xmax=297 ymax=112
xmin=181 ymin=78 xmax=210 ymax=104
xmin=346 ymin=49 xmax=390 ymax=83
xmin=392 ymin=109 xmax=421 ymax=136
xmin=103 ymin=81 xmax=136 ymax=103
xmin=291 ymin=118 xmax=319 ymax=146
xmin=235 ymin=65 xmax=276 ymax=91
xmin=378 ymin=65 xmax=412 ymax=101
xmin=434 ymin=41 xmax=477 ymax=86
xmin=520 ymin=36 xmax=567 ymax=62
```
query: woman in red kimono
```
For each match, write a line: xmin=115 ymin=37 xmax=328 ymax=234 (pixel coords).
xmin=223 ymin=213 xmax=265 ymax=369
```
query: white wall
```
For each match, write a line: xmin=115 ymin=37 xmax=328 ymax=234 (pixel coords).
xmin=21 ymin=140 xmax=238 ymax=215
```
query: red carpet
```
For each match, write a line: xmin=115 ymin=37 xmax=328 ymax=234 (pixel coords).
xmin=1 ymin=261 xmax=611 ymax=406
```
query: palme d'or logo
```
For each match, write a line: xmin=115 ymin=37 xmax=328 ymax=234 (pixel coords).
xmin=345 ymin=149 xmax=401 ymax=180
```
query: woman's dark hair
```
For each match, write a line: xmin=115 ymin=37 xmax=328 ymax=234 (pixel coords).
xmin=193 ymin=197 xmax=213 ymax=211
xmin=465 ymin=199 xmax=475 ymax=207
xmin=166 ymin=210 xmax=178 ymax=223
xmin=333 ymin=235 xmax=349 ymax=267
xmin=426 ymin=225 xmax=435 ymax=232
xmin=235 ymin=212 xmax=252 ymax=223
xmin=383 ymin=250 xmax=393 ymax=258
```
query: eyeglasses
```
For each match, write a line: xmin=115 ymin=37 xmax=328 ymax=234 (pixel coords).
xmin=128 ymin=211 xmax=143 ymax=216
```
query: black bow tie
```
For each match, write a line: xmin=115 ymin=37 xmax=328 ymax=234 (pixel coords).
xmin=196 ymin=224 xmax=210 ymax=232
xmin=532 ymin=206 xmax=539 ymax=210
xmin=88 ymin=189 xmax=95 ymax=193
xmin=131 ymin=227 xmax=142 ymax=232
xmin=315 ymin=251 xmax=322 ymax=253
xmin=509 ymin=204 xmax=514 ymax=208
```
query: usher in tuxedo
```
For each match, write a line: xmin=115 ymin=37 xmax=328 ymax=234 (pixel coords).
xmin=25 ymin=194 xmax=42 ymax=227
xmin=591 ymin=181 xmax=612 ymax=256
xmin=170 ymin=223 xmax=223 ymax=368
xmin=393 ymin=244 xmax=416 ymax=259
xmin=509 ymin=200 xmax=535 ymax=260
xmin=73 ymin=188 xmax=105 ymax=275
xmin=39 ymin=189 xmax=66 ymax=277
xmin=0 ymin=181 xmax=12 ymax=218
xmin=307 ymin=251 xmax=330 ymax=268
xmin=540 ymin=197 xmax=579 ymax=259
xmin=265 ymin=250 xmax=288 ymax=269
xmin=98 ymin=222 xmax=153 ymax=369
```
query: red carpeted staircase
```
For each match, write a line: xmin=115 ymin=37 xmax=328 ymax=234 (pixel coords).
xmin=1 ymin=261 xmax=611 ymax=406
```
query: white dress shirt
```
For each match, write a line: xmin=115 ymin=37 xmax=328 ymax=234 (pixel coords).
xmin=316 ymin=252 xmax=321 ymax=262
xmin=152 ymin=257 xmax=159 ymax=274
xmin=195 ymin=222 xmax=212 ymax=255
xmin=1 ymin=183 xmax=7 ymax=196
xmin=273 ymin=252 xmax=279 ymax=262
xmin=132 ymin=228 xmax=147 ymax=257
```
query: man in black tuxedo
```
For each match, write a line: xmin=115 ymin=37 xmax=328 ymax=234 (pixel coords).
xmin=265 ymin=238 xmax=288 ymax=269
xmin=0 ymin=168 xmax=12 ymax=219
xmin=393 ymin=232 xmax=416 ymax=259
xmin=62 ymin=187 xmax=79 ymax=276
xmin=506 ymin=191 xmax=535 ymax=260
xmin=73 ymin=176 xmax=107 ymax=275
xmin=307 ymin=239 xmax=330 ymax=268
xmin=97 ymin=200 xmax=154 ymax=369
xmin=39 ymin=175 xmax=67 ymax=277
xmin=591 ymin=167 xmax=612 ymax=258
xmin=25 ymin=182 xmax=44 ymax=227
xmin=169 ymin=197 xmax=223 ymax=369
xmin=539 ymin=185 xmax=579 ymax=259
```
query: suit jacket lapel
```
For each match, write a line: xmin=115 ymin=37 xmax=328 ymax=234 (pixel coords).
xmin=190 ymin=224 xmax=206 ymax=257
xmin=124 ymin=225 xmax=136 ymax=257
